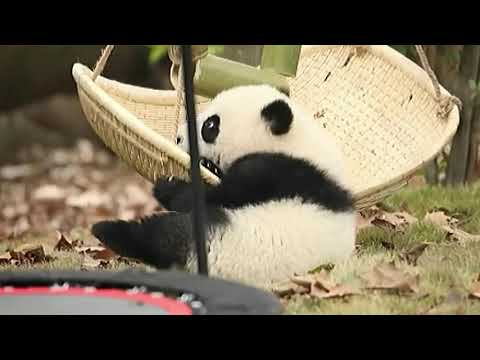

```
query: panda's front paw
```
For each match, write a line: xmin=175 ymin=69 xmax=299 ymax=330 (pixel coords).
xmin=153 ymin=179 xmax=190 ymax=209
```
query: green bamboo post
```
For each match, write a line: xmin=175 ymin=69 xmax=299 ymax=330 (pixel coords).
xmin=191 ymin=54 xmax=290 ymax=98
xmin=261 ymin=45 xmax=301 ymax=77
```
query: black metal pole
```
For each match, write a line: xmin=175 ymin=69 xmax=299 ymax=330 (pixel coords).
xmin=181 ymin=45 xmax=209 ymax=276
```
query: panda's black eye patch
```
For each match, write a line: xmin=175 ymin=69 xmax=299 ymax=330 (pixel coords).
xmin=201 ymin=115 xmax=220 ymax=144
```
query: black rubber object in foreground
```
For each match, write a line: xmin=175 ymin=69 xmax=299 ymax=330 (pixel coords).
xmin=0 ymin=270 xmax=283 ymax=315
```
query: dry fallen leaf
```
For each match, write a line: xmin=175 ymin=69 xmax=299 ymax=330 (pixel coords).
xmin=371 ymin=212 xmax=418 ymax=232
xmin=291 ymin=274 xmax=318 ymax=288
xmin=312 ymin=272 xmax=338 ymax=291
xmin=395 ymin=212 xmax=419 ymax=226
xmin=9 ymin=244 xmax=53 ymax=265
xmin=424 ymin=211 xmax=459 ymax=227
xmin=311 ymin=283 xmax=359 ymax=299
xmin=13 ymin=243 xmax=44 ymax=254
xmin=90 ymin=248 xmax=116 ymax=260
xmin=356 ymin=206 xmax=382 ymax=232
xmin=356 ymin=213 xmax=373 ymax=232
xmin=32 ymin=185 xmax=67 ymax=203
xmin=400 ymin=243 xmax=430 ymax=266
xmin=0 ymin=164 xmax=38 ymax=180
xmin=361 ymin=262 xmax=419 ymax=294
xmin=357 ymin=207 xmax=418 ymax=233
xmin=445 ymin=227 xmax=480 ymax=243
xmin=75 ymin=246 xmax=106 ymax=253
xmin=288 ymin=272 xmax=360 ymax=300
xmin=54 ymin=231 xmax=75 ymax=252
xmin=2 ymin=204 xmax=29 ymax=220
xmin=361 ymin=206 xmax=382 ymax=219
xmin=423 ymin=211 xmax=480 ymax=243
xmin=75 ymin=246 xmax=115 ymax=260
xmin=66 ymin=190 xmax=112 ymax=209
xmin=272 ymin=282 xmax=310 ymax=298
xmin=310 ymin=272 xmax=360 ymax=300
xmin=0 ymin=252 xmax=12 ymax=265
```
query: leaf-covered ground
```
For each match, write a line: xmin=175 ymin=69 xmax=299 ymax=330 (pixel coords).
xmin=283 ymin=186 xmax=480 ymax=315
xmin=1 ymin=140 xmax=480 ymax=315
xmin=0 ymin=141 xmax=155 ymax=272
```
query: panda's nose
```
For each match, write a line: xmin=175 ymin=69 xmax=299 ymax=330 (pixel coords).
xmin=176 ymin=135 xmax=183 ymax=145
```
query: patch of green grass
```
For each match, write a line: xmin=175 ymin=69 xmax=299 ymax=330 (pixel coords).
xmin=384 ymin=183 xmax=480 ymax=234
xmin=357 ymin=222 xmax=447 ymax=254
xmin=285 ymin=182 xmax=480 ymax=315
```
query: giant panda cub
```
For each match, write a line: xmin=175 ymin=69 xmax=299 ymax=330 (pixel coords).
xmin=92 ymin=85 xmax=356 ymax=290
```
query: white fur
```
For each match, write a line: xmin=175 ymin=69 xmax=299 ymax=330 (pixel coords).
xmin=178 ymin=85 xmax=355 ymax=290
xmin=187 ymin=199 xmax=356 ymax=290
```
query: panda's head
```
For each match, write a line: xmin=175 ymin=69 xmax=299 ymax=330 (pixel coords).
xmin=176 ymin=85 xmax=347 ymax=184
xmin=177 ymin=85 xmax=300 ymax=168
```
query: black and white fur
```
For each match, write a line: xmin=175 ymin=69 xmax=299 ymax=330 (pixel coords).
xmin=92 ymin=85 xmax=356 ymax=290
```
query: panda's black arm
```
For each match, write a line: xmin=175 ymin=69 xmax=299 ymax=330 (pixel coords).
xmin=153 ymin=156 xmax=224 ymax=212
xmin=154 ymin=154 xmax=291 ymax=210
xmin=212 ymin=153 xmax=354 ymax=212
xmin=153 ymin=179 xmax=218 ymax=212
xmin=153 ymin=179 xmax=194 ymax=211
xmin=206 ymin=154 xmax=283 ymax=208
xmin=158 ymin=153 xmax=353 ymax=212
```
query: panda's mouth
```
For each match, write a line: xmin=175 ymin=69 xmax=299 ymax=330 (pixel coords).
xmin=200 ymin=157 xmax=223 ymax=179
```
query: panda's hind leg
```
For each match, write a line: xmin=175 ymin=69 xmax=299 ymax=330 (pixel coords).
xmin=91 ymin=212 xmax=193 ymax=269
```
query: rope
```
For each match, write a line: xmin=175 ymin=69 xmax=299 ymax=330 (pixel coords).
xmin=169 ymin=45 xmax=208 ymax=66
xmin=169 ymin=47 xmax=186 ymax=135
xmin=173 ymin=62 xmax=186 ymax=135
xmin=414 ymin=45 xmax=463 ymax=118
xmin=92 ymin=45 xmax=115 ymax=81
xmin=169 ymin=46 xmax=209 ymax=135
xmin=90 ymin=45 xmax=191 ymax=140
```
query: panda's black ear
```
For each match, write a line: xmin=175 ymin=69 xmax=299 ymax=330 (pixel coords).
xmin=261 ymin=99 xmax=293 ymax=136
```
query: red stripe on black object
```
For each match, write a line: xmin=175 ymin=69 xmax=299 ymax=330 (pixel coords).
xmin=0 ymin=287 xmax=192 ymax=315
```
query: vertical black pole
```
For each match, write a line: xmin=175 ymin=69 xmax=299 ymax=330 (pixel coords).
xmin=181 ymin=45 xmax=209 ymax=276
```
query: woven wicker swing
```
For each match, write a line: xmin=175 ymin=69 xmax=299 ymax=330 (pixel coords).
xmin=72 ymin=45 xmax=461 ymax=210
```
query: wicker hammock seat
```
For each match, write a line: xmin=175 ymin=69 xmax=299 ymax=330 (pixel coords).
xmin=72 ymin=45 xmax=460 ymax=210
